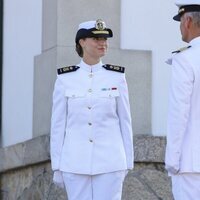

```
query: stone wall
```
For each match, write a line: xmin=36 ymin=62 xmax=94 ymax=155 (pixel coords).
xmin=0 ymin=135 xmax=173 ymax=200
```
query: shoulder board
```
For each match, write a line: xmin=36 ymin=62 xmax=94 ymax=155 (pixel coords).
xmin=172 ymin=46 xmax=191 ymax=54
xmin=102 ymin=64 xmax=125 ymax=73
xmin=57 ymin=66 xmax=80 ymax=75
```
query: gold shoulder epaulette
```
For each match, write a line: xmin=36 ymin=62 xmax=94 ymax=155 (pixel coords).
xmin=103 ymin=64 xmax=125 ymax=73
xmin=57 ymin=65 xmax=80 ymax=75
xmin=172 ymin=46 xmax=191 ymax=54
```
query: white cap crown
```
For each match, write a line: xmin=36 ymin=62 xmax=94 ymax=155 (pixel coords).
xmin=175 ymin=0 xmax=200 ymax=7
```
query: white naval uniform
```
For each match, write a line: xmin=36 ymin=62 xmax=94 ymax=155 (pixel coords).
xmin=50 ymin=60 xmax=133 ymax=199
xmin=165 ymin=36 xmax=200 ymax=200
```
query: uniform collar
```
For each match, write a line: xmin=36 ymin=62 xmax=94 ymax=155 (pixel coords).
xmin=189 ymin=36 xmax=200 ymax=47
xmin=79 ymin=59 xmax=103 ymax=72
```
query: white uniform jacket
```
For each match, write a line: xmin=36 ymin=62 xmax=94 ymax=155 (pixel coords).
xmin=165 ymin=36 xmax=200 ymax=175
xmin=50 ymin=60 xmax=134 ymax=175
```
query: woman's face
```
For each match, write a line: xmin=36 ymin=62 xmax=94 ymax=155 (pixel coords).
xmin=80 ymin=37 xmax=108 ymax=60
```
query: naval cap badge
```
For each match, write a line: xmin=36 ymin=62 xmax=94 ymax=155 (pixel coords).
xmin=95 ymin=19 xmax=106 ymax=30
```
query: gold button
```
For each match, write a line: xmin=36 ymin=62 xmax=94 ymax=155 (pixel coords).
xmin=88 ymin=122 xmax=92 ymax=126
xmin=89 ymin=139 xmax=93 ymax=143
xmin=89 ymin=73 xmax=93 ymax=78
xmin=88 ymin=89 xmax=92 ymax=93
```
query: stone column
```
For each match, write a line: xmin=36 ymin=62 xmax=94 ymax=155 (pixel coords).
xmin=32 ymin=0 xmax=152 ymax=137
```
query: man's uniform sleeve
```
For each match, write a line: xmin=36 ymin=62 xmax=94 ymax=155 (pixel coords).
xmin=165 ymin=54 xmax=194 ymax=174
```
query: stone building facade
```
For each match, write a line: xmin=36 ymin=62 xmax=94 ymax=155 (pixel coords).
xmin=0 ymin=135 xmax=173 ymax=200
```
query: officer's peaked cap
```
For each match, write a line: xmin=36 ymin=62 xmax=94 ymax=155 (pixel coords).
xmin=75 ymin=19 xmax=113 ymax=44
xmin=173 ymin=0 xmax=200 ymax=21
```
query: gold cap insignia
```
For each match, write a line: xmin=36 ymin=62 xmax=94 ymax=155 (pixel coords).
xmin=178 ymin=8 xmax=185 ymax=14
xmin=95 ymin=19 xmax=106 ymax=30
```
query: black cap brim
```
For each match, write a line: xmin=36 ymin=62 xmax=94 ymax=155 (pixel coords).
xmin=173 ymin=5 xmax=200 ymax=21
xmin=75 ymin=28 xmax=113 ymax=43
xmin=173 ymin=14 xmax=181 ymax=21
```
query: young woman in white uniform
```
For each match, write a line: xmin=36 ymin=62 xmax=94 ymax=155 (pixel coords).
xmin=50 ymin=19 xmax=134 ymax=200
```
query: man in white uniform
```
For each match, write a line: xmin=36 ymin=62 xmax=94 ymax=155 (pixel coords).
xmin=165 ymin=0 xmax=200 ymax=199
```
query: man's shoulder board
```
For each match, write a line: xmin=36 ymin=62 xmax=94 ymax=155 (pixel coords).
xmin=57 ymin=65 xmax=80 ymax=75
xmin=172 ymin=46 xmax=191 ymax=54
xmin=103 ymin=64 xmax=125 ymax=73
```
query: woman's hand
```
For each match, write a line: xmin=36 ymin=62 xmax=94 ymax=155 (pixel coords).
xmin=53 ymin=170 xmax=65 ymax=188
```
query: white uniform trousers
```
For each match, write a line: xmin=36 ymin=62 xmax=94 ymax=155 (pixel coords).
xmin=171 ymin=173 xmax=200 ymax=200
xmin=62 ymin=170 xmax=127 ymax=200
